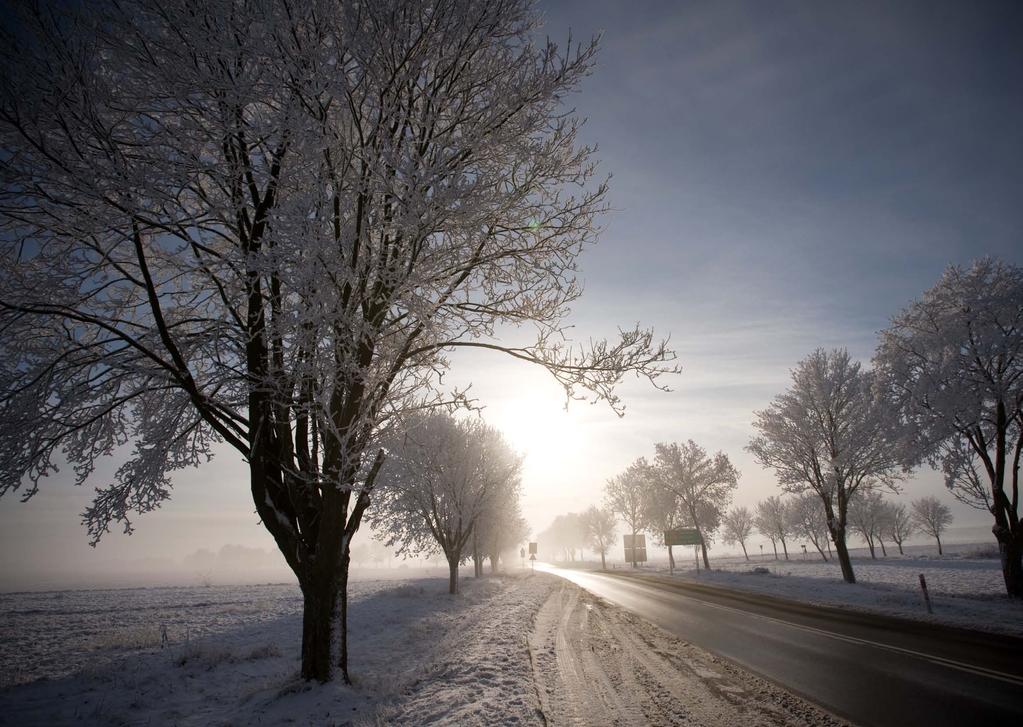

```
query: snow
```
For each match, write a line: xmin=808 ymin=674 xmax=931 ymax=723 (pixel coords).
xmin=645 ymin=543 xmax=1023 ymax=635
xmin=0 ymin=572 xmax=555 ymax=726
xmin=0 ymin=569 xmax=847 ymax=726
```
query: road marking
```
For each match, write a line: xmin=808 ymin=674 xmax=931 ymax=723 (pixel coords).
xmin=634 ymin=579 xmax=1023 ymax=688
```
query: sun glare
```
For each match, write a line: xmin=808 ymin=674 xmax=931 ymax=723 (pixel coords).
xmin=493 ymin=392 xmax=586 ymax=475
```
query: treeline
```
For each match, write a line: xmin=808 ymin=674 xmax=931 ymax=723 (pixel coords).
xmin=558 ymin=259 xmax=1021 ymax=596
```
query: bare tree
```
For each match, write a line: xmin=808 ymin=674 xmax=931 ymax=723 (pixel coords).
xmin=605 ymin=459 xmax=651 ymax=567
xmin=641 ymin=479 xmax=687 ymax=570
xmin=787 ymin=493 xmax=831 ymax=561
xmin=876 ymin=259 xmax=1022 ymax=596
xmin=912 ymin=496 xmax=953 ymax=556
xmin=748 ymin=349 xmax=907 ymax=584
xmin=721 ymin=506 xmax=755 ymax=561
xmin=582 ymin=505 xmax=617 ymax=569
xmin=372 ymin=414 xmax=521 ymax=594
xmin=884 ymin=502 xmax=915 ymax=555
xmin=755 ymin=496 xmax=792 ymax=560
xmin=477 ymin=484 xmax=528 ymax=574
xmin=538 ymin=512 xmax=588 ymax=562
xmin=848 ymin=490 xmax=887 ymax=559
xmin=0 ymin=0 xmax=676 ymax=682
xmin=652 ymin=441 xmax=739 ymax=570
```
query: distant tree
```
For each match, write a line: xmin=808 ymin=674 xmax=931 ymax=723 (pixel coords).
xmin=755 ymin=496 xmax=792 ymax=560
xmin=582 ymin=506 xmax=617 ymax=569
xmin=539 ymin=512 xmax=588 ymax=562
xmin=721 ymin=507 xmax=755 ymax=561
xmin=787 ymin=493 xmax=831 ymax=561
xmin=373 ymin=414 xmax=521 ymax=595
xmin=848 ymin=490 xmax=887 ymax=559
xmin=477 ymin=487 xmax=529 ymax=574
xmin=641 ymin=481 xmax=687 ymax=569
xmin=652 ymin=441 xmax=739 ymax=569
xmin=912 ymin=496 xmax=953 ymax=556
xmin=0 ymin=0 xmax=677 ymax=684
xmin=876 ymin=258 xmax=1023 ymax=596
xmin=749 ymin=349 xmax=907 ymax=584
xmin=884 ymin=502 xmax=915 ymax=556
xmin=605 ymin=459 xmax=651 ymax=567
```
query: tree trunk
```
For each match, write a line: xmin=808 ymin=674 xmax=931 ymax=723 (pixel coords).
xmin=771 ymin=539 xmax=778 ymax=559
xmin=935 ymin=534 xmax=943 ymax=556
xmin=866 ymin=537 xmax=876 ymax=559
xmin=631 ymin=528 xmax=637 ymax=568
xmin=447 ymin=554 xmax=460 ymax=595
xmin=740 ymin=542 xmax=749 ymax=561
xmin=996 ymin=531 xmax=1023 ymax=597
xmin=826 ymin=539 xmax=833 ymax=558
xmin=700 ymin=540 xmax=710 ymax=570
xmin=831 ymin=529 xmax=856 ymax=583
xmin=600 ymin=550 xmax=606 ymax=569
xmin=812 ymin=540 xmax=828 ymax=561
xmin=300 ymin=573 xmax=341 ymax=683
xmin=668 ymin=545 xmax=675 ymax=570
xmin=780 ymin=538 xmax=789 ymax=560
xmin=878 ymin=537 xmax=888 ymax=557
xmin=895 ymin=539 xmax=905 ymax=555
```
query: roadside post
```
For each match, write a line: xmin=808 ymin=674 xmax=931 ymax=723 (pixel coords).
xmin=664 ymin=529 xmax=702 ymax=575
xmin=528 ymin=542 xmax=537 ymax=573
xmin=919 ymin=573 xmax=933 ymax=614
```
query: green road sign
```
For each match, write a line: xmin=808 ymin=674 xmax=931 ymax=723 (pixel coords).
xmin=664 ymin=528 xmax=702 ymax=546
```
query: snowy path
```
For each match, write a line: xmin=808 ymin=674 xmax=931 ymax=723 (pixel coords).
xmin=529 ymin=579 xmax=844 ymax=727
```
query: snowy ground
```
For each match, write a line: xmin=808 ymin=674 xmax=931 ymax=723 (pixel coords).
xmin=627 ymin=543 xmax=1023 ymax=636
xmin=0 ymin=571 xmax=846 ymax=726
xmin=0 ymin=573 xmax=551 ymax=726
xmin=530 ymin=579 xmax=844 ymax=726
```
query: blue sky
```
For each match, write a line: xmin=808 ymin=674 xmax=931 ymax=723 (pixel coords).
xmin=2 ymin=0 xmax=1021 ymax=587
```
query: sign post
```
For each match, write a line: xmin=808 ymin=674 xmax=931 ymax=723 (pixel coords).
xmin=664 ymin=529 xmax=702 ymax=574
xmin=623 ymin=534 xmax=647 ymax=567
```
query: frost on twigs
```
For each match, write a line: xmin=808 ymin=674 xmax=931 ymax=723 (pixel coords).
xmin=0 ymin=0 xmax=677 ymax=679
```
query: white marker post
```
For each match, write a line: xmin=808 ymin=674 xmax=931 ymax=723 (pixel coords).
xmin=919 ymin=573 xmax=933 ymax=614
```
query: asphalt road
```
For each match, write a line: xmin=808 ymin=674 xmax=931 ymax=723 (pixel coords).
xmin=539 ymin=565 xmax=1023 ymax=727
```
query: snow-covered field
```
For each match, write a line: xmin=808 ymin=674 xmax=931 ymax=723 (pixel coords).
xmin=0 ymin=570 xmax=848 ymax=726
xmin=639 ymin=543 xmax=1023 ymax=635
xmin=0 ymin=573 xmax=555 ymax=726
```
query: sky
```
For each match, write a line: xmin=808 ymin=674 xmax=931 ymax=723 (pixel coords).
xmin=2 ymin=0 xmax=1022 ymax=589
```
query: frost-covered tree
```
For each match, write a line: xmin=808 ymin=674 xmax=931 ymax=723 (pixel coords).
xmin=875 ymin=259 xmax=1022 ymax=596
xmin=652 ymin=441 xmax=739 ymax=569
xmin=755 ymin=496 xmax=792 ymax=560
xmin=748 ymin=349 xmax=907 ymax=584
xmin=0 ymin=0 xmax=676 ymax=682
xmin=641 ymin=479 xmax=687 ymax=569
xmin=721 ymin=506 xmax=754 ymax=561
xmin=787 ymin=493 xmax=831 ymax=561
xmin=605 ymin=459 xmax=651 ymax=567
xmin=539 ymin=512 xmax=588 ymax=562
xmin=476 ymin=481 xmax=528 ymax=574
xmin=582 ymin=505 xmax=617 ymax=569
xmin=884 ymin=502 xmax=915 ymax=555
xmin=912 ymin=496 xmax=953 ymax=556
xmin=848 ymin=490 xmax=888 ymax=559
xmin=373 ymin=414 xmax=520 ymax=594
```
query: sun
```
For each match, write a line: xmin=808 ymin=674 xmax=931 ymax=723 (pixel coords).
xmin=491 ymin=390 xmax=586 ymax=475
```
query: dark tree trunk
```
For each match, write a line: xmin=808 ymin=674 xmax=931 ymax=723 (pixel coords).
xmin=878 ymin=537 xmax=888 ymax=557
xmin=831 ymin=528 xmax=856 ymax=583
xmin=895 ymin=538 xmax=905 ymax=555
xmin=866 ymin=537 xmax=876 ymax=559
xmin=740 ymin=542 xmax=749 ymax=561
xmin=699 ymin=540 xmax=710 ymax=570
xmin=826 ymin=538 xmax=833 ymax=558
xmin=780 ymin=538 xmax=789 ymax=560
xmin=600 ymin=550 xmax=606 ymax=569
xmin=935 ymin=534 xmax=943 ymax=556
xmin=813 ymin=541 xmax=829 ymax=561
xmin=771 ymin=539 xmax=778 ymax=559
xmin=300 ymin=573 xmax=341 ymax=683
xmin=996 ymin=532 xmax=1023 ymax=597
xmin=448 ymin=554 xmax=460 ymax=595
xmin=668 ymin=545 xmax=675 ymax=570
